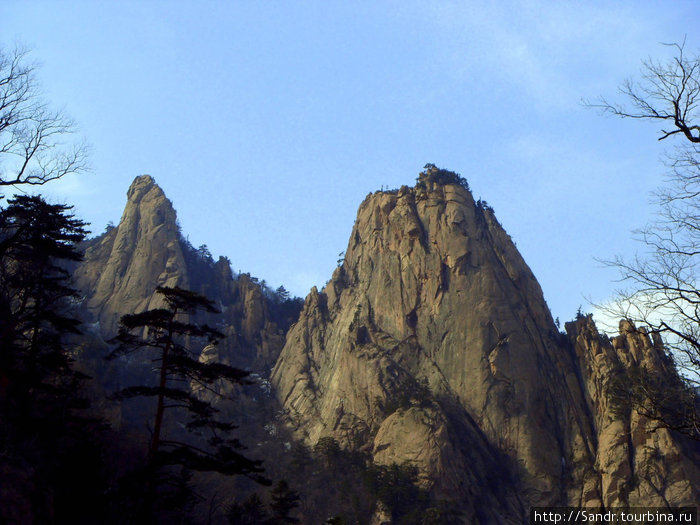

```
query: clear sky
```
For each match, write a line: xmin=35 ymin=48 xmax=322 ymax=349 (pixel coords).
xmin=3 ymin=1 xmax=699 ymax=324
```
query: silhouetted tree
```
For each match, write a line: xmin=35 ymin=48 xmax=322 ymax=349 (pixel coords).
xmin=362 ymin=462 xmax=432 ymax=523
xmin=0 ymin=195 xmax=88 ymax=431
xmin=109 ymin=286 xmax=268 ymax=519
xmin=198 ymin=244 xmax=213 ymax=262
xmin=313 ymin=436 xmax=342 ymax=468
xmin=269 ymin=286 xmax=304 ymax=331
xmin=226 ymin=493 xmax=269 ymax=525
xmin=0 ymin=196 xmax=87 ymax=387
xmin=276 ymin=285 xmax=290 ymax=302
xmin=0 ymin=46 xmax=103 ymax=522
xmin=269 ymin=480 xmax=300 ymax=524
xmin=0 ymin=195 xmax=111 ymax=522
xmin=0 ymin=45 xmax=88 ymax=187
xmin=586 ymin=41 xmax=699 ymax=144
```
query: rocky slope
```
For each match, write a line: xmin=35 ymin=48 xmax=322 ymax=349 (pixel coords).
xmin=271 ymin=166 xmax=700 ymax=521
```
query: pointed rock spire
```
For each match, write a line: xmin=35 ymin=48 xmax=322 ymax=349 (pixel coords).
xmin=74 ymin=175 xmax=188 ymax=334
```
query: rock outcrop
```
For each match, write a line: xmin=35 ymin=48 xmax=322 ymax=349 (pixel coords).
xmin=567 ymin=316 xmax=700 ymax=509
xmin=271 ymin=166 xmax=700 ymax=521
xmin=74 ymin=175 xmax=187 ymax=335
xmin=70 ymin=169 xmax=699 ymax=522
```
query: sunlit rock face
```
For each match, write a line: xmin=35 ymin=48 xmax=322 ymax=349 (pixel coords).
xmin=71 ymin=169 xmax=699 ymax=521
xmin=272 ymin=167 xmax=700 ymax=520
xmin=74 ymin=175 xmax=188 ymax=335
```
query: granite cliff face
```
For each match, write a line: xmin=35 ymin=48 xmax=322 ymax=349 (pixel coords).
xmin=74 ymin=175 xmax=293 ymax=371
xmin=271 ymin=167 xmax=699 ymax=520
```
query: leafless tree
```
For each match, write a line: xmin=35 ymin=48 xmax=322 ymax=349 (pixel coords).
xmin=585 ymin=41 xmax=700 ymax=143
xmin=587 ymin=42 xmax=700 ymax=440
xmin=0 ymin=45 xmax=88 ymax=188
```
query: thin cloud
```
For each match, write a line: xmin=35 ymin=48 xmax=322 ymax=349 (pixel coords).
xmin=421 ymin=1 xmax=666 ymax=111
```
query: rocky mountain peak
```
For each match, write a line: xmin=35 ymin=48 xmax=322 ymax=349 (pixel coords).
xmin=272 ymin=166 xmax=699 ymax=520
xmin=74 ymin=175 xmax=185 ymax=334
xmin=273 ymin=168 xmax=572 ymax=514
xmin=565 ymin=315 xmax=699 ymax=508
xmin=61 ymin=168 xmax=699 ymax=523
xmin=74 ymin=175 xmax=298 ymax=371
xmin=126 ymin=174 xmax=158 ymax=199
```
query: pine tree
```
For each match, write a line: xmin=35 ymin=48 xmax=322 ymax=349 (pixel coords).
xmin=109 ymin=286 xmax=269 ymax=519
xmin=0 ymin=194 xmax=110 ymax=523
xmin=0 ymin=194 xmax=89 ymax=428
xmin=269 ymin=480 xmax=301 ymax=524
xmin=0 ymin=196 xmax=87 ymax=399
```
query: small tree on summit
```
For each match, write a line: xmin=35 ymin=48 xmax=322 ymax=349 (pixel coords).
xmin=109 ymin=286 xmax=268 ymax=518
xmin=416 ymin=164 xmax=470 ymax=191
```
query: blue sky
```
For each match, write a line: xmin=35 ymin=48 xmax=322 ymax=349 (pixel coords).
xmin=3 ymin=1 xmax=699 ymax=324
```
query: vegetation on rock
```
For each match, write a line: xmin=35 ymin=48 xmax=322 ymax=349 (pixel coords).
xmin=416 ymin=163 xmax=470 ymax=190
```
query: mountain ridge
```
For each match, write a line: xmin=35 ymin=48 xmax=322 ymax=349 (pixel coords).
xmin=69 ymin=167 xmax=700 ymax=523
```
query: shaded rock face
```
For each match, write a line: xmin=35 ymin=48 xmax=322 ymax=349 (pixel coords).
xmin=272 ymin=170 xmax=700 ymax=520
xmin=74 ymin=175 xmax=289 ymax=371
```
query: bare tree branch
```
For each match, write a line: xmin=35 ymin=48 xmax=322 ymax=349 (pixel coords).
xmin=583 ymin=41 xmax=700 ymax=143
xmin=591 ymin=41 xmax=700 ymax=439
xmin=0 ymin=45 xmax=88 ymax=188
